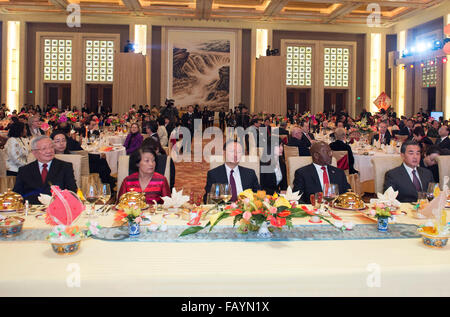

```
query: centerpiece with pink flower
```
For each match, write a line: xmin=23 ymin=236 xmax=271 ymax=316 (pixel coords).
xmin=180 ymin=189 xmax=344 ymax=237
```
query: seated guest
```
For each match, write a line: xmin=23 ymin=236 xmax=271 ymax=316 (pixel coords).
xmin=13 ymin=136 xmax=77 ymax=204
xmin=157 ymin=117 xmax=168 ymax=147
xmin=299 ymin=119 xmax=315 ymax=149
xmin=124 ymin=123 xmax=144 ymax=155
xmin=147 ymin=120 xmax=161 ymax=143
xmin=50 ymin=130 xmax=71 ymax=154
xmin=129 ymin=137 xmax=175 ymax=189
xmin=57 ymin=123 xmax=83 ymax=151
xmin=329 ymin=128 xmax=358 ymax=174
xmin=427 ymin=120 xmax=440 ymax=138
xmin=204 ymin=140 xmax=260 ymax=203
xmin=28 ymin=115 xmax=44 ymax=137
xmin=260 ymin=139 xmax=287 ymax=195
xmin=86 ymin=118 xmax=100 ymax=139
xmin=399 ymin=118 xmax=414 ymax=137
xmin=436 ymin=125 xmax=450 ymax=150
xmin=412 ymin=126 xmax=433 ymax=154
xmin=293 ymin=141 xmax=351 ymax=204
xmin=5 ymin=121 xmax=29 ymax=176
xmin=421 ymin=145 xmax=450 ymax=183
xmin=118 ymin=148 xmax=170 ymax=204
xmin=288 ymin=127 xmax=310 ymax=156
xmin=384 ymin=140 xmax=434 ymax=203
xmin=371 ymin=121 xmax=391 ymax=145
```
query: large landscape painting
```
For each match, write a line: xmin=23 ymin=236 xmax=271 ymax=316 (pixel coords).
xmin=168 ymin=31 xmax=235 ymax=111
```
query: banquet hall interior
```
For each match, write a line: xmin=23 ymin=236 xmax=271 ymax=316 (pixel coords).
xmin=1 ymin=0 xmax=450 ymax=298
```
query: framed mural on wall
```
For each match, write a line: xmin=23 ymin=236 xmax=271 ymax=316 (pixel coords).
xmin=167 ymin=29 xmax=237 ymax=111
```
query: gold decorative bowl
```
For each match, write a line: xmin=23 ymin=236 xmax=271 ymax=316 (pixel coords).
xmin=116 ymin=189 xmax=148 ymax=210
xmin=0 ymin=216 xmax=24 ymax=237
xmin=0 ymin=189 xmax=24 ymax=211
xmin=333 ymin=191 xmax=366 ymax=211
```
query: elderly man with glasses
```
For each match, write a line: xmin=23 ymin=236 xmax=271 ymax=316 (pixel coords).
xmin=13 ymin=136 xmax=78 ymax=204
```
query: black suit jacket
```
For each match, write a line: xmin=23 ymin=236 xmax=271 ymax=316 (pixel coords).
xmin=260 ymin=159 xmax=287 ymax=195
xmin=300 ymin=132 xmax=315 ymax=149
xmin=329 ymin=139 xmax=358 ymax=174
xmin=383 ymin=164 xmax=434 ymax=203
xmin=436 ymin=136 xmax=450 ymax=151
xmin=287 ymin=137 xmax=310 ymax=156
xmin=293 ymin=163 xmax=351 ymax=204
xmin=203 ymin=164 xmax=260 ymax=203
xmin=13 ymin=159 xmax=78 ymax=205
xmin=371 ymin=130 xmax=392 ymax=145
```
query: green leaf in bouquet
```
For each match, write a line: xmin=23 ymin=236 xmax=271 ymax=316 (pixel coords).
xmin=179 ymin=226 xmax=204 ymax=237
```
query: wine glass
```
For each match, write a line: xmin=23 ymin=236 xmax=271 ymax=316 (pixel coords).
xmin=209 ymin=183 xmax=223 ymax=211
xmin=99 ymin=184 xmax=111 ymax=216
xmin=83 ymin=182 xmax=99 ymax=218
xmin=219 ymin=184 xmax=232 ymax=207
xmin=426 ymin=183 xmax=438 ymax=202
xmin=323 ymin=184 xmax=338 ymax=206
xmin=314 ymin=192 xmax=323 ymax=210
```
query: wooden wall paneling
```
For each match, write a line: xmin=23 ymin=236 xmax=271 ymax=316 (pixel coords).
xmin=112 ymin=52 xmax=146 ymax=114
xmin=254 ymin=56 xmax=284 ymax=115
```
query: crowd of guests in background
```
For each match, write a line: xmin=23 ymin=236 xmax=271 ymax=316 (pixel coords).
xmin=0 ymin=100 xmax=448 ymax=205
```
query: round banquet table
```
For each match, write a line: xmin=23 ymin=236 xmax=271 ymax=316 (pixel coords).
xmin=106 ymin=134 xmax=127 ymax=146
xmin=353 ymin=151 xmax=400 ymax=183
xmin=82 ymin=145 xmax=126 ymax=174
xmin=1 ymin=203 xmax=450 ymax=297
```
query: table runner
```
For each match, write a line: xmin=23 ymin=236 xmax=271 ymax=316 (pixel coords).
xmin=0 ymin=224 xmax=420 ymax=243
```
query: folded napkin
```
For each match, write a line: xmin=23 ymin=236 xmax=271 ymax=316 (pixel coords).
xmin=161 ymin=188 xmax=190 ymax=209
xmin=370 ymin=186 xmax=400 ymax=208
xmin=38 ymin=194 xmax=52 ymax=206
xmin=280 ymin=186 xmax=302 ymax=202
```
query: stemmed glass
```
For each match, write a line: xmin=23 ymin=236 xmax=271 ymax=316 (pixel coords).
xmin=99 ymin=184 xmax=111 ymax=216
xmin=209 ymin=183 xmax=223 ymax=211
xmin=426 ymin=183 xmax=438 ymax=202
xmin=83 ymin=182 xmax=99 ymax=218
xmin=219 ymin=184 xmax=232 ymax=207
xmin=323 ymin=184 xmax=339 ymax=206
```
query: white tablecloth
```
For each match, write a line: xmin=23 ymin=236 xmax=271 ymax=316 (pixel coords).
xmin=1 ymin=204 xmax=450 ymax=296
xmin=83 ymin=145 xmax=126 ymax=174
xmin=106 ymin=135 xmax=127 ymax=146
xmin=353 ymin=152 xmax=400 ymax=183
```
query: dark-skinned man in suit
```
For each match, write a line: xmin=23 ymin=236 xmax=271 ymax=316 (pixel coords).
xmin=293 ymin=141 xmax=351 ymax=204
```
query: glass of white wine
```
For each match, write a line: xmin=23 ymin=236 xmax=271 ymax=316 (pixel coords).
xmin=83 ymin=182 xmax=99 ymax=218
xmin=100 ymin=184 xmax=111 ymax=216
xmin=220 ymin=184 xmax=232 ymax=207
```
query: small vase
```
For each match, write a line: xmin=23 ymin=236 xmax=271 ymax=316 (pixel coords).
xmin=128 ymin=221 xmax=140 ymax=237
xmin=257 ymin=221 xmax=273 ymax=238
xmin=377 ymin=217 xmax=389 ymax=232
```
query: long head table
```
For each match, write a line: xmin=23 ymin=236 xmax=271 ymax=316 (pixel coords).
xmin=1 ymin=204 xmax=450 ymax=297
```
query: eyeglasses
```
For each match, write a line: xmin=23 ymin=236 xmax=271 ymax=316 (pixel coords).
xmin=34 ymin=146 xmax=55 ymax=152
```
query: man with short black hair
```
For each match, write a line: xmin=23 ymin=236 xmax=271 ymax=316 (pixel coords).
xmin=384 ymin=140 xmax=434 ymax=202
xmin=436 ymin=125 xmax=450 ymax=150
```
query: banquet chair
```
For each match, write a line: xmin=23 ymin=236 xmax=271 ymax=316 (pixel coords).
xmin=436 ymin=156 xmax=450 ymax=189
xmin=55 ymin=154 xmax=82 ymax=188
xmin=0 ymin=149 xmax=7 ymax=177
xmin=371 ymin=156 xmax=403 ymax=194
xmin=208 ymin=155 xmax=260 ymax=183
xmin=0 ymin=176 xmax=16 ymax=194
xmin=287 ymin=156 xmax=337 ymax=188
xmin=332 ymin=150 xmax=349 ymax=175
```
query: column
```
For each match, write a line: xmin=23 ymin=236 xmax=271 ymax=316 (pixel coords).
xmin=6 ymin=21 xmax=21 ymax=112
xmin=250 ymin=28 xmax=256 ymax=113
xmin=396 ymin=30 xmax=406 ymax=117
xmin=443 ymin=14 xmax=450 ymax=119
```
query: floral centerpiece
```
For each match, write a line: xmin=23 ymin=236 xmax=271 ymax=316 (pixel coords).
xmin=373 ymin=204 xmax=392 ymax=232
xmin=180 ymin=189 xmax=343 ymax=237
xmin=114 ymin=205 xmax=150 ymax=237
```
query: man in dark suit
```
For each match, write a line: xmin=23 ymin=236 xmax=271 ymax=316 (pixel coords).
xmin=329 ymin=128 xmax=358 ymax=174
xmin=219 ymin=108 xmax=226 ymax=131
xmin=181 ymin=105 xmax=195 ymax=138
xmin=371 ymin=121 xmax=392 ymax=145
xmin=293 ymin=141 xmax=351 ymax=204
xmin=13 ymin=136 xmax=77 ymax=204
xmin=436 ymin=125 xmax=450 ymax=151
xmin=384 ymin=140 xmax=434 ymax=203
xmin=204 ymin=140 xmax=260 ymax=203
xmin=299 ymin=120 xmax=315 ymax=149
xmin=399 ymin=119 xmax=414 ymax=137
xmin=273 ymin=121 xmax=289 ymax=137
xmin=86 ymin=118 xmax=100 ymax=139
xmin=287 ymin=127 xmax=310 ymax=156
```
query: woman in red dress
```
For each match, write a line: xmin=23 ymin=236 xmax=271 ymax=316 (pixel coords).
xmin=118 ymin=148 xmax=170 ymax=204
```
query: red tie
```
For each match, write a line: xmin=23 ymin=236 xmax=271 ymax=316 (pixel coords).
xmin=321 ymin=166 xmax=329 ymax=189
xmin=41 ymin=163 xmax=48 ymax=184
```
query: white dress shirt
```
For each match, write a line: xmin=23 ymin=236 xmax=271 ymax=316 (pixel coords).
xmin=403 ymin=163 xmax=423 ymax=190
xmin=313 ymin=163 xmax=329 ymax=191
xmin=38 ymin=160 xmax=52 ymax=174
xmin=225 ymin=164 xmax=243 ymax=195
